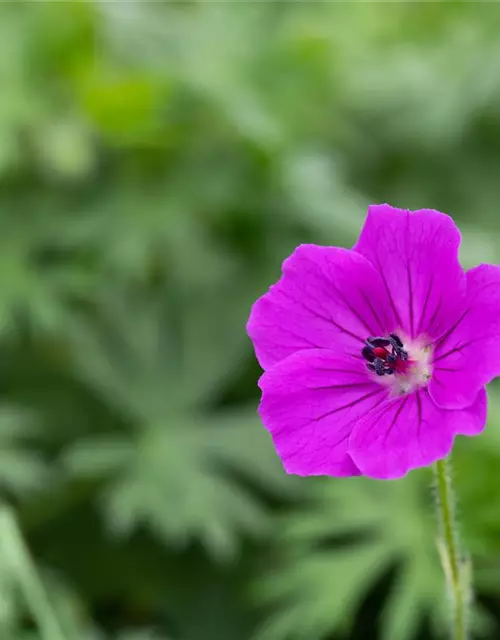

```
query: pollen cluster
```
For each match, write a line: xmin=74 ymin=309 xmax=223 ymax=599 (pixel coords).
xmin=363 ymin=333 xmax=433 ymax=396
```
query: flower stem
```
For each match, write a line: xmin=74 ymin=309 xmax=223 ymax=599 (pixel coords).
xmin=0 ymin=505 xmax=66 ymax=640
xmin=433 ymin=457 xmax=470 ymax=640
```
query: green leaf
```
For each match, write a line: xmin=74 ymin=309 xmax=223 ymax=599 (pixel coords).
xmin=67 ymin=285 xmax=253 ymax=416
xmin=254 ymin=473 xmax=455 ymax=640
xmin=65 ymin=411 xmax=296 ymax=560
xmin=0 ymin=407 xmax=50 ymax=496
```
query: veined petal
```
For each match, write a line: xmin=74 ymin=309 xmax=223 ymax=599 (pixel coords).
xmin=354 ymin=205 xmax=466 ymax=341
xmin=247 ymin=244 xmax=396 ymax=370
xmin=430 ymin=264 xmax=500 ymax=409
xmin=349 ymin=388 xmax=487 ymax=480
xmin=258 ymin=349 xmax=389 ymax=477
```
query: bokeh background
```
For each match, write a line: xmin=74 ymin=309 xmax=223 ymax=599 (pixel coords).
xmin=2 ymin=2 xmax=500 ymax=639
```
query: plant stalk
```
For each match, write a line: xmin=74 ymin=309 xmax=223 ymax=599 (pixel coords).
xmin=0 ymin=505 xmax=66 ymax=640
xmin=433 ymin=457 xmax=469 ymax=640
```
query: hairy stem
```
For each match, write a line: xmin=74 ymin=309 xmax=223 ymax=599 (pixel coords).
xmin=433 ymin=457 xmax=470 ymax=640
xmin=0 ymin=505 xmax=66 ymax=640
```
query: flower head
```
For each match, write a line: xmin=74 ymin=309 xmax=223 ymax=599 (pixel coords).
xmin=247 ymin=204 xmax=500 ymax=479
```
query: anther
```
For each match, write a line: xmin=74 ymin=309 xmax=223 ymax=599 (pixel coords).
xmin=362 ymin=333 xmax=409 ymax=376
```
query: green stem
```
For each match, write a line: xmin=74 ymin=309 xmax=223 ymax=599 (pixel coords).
xmin=0 ymin=505 xmax=66 ymax=640
xmin=433 ymin=457 xmax=469 ymax=640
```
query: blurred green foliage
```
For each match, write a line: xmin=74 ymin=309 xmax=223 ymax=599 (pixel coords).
xmin=2 ymin=1 xmax=500 ymax=639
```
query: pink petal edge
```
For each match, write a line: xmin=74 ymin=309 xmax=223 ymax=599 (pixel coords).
xmin=247 ymin=244 xmax=396 ymax=370
xmin=349 ymin=387 xmax=487 ymax=480
xmin=258 ymin=349 xmax=391 ymax=477
xmin=354 ymin=204 xmax=466 ymax=342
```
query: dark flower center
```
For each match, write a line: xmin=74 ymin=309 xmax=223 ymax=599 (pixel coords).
xmin=362 ymin=334 xmax=409 ymax=377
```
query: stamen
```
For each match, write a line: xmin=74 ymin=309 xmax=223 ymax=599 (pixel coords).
xmin=362 ymin=334 xmax=409 ymax=377
xmin=362 ymin=346 xmax=375 ymax=363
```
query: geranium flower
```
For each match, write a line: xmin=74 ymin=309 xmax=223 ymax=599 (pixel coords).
xmin=247 ymin=204 xmax=500 ymax=479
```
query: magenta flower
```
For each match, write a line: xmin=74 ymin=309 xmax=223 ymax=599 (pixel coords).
xmin=247 ymin=204 xmax=500 ymax=479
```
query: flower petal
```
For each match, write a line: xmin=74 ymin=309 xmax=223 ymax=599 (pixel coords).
xmin=349 ymin=388 xmax=487 ymax=480
xmin=247 ymin=244 xmax=396 ymax=370
xmin=258 ymin=349 xmax=388 ymax=477
xmin=453 ymin=387 xmax=488 ymax=435
xmin=429 ymin=264 xmax=500 ymax=409
xmin=354 ymin=204 xmax=466 ymax=341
